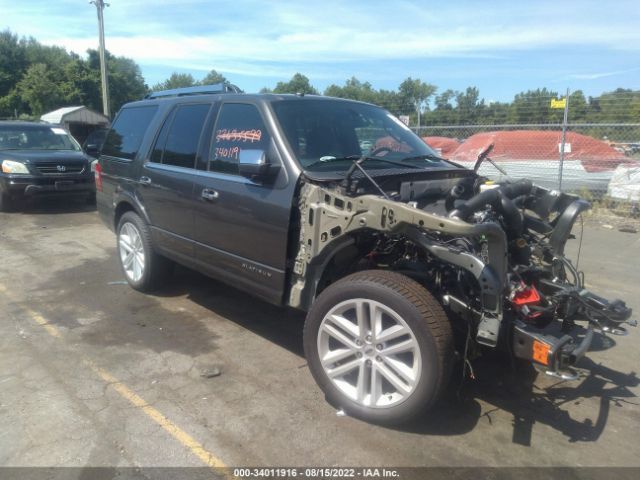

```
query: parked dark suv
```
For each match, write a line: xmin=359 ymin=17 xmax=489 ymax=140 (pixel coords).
xmin=0 ymin=121 xmax=96 ymax=211
xmin=97 ymin=84 xmax=634 ymax=424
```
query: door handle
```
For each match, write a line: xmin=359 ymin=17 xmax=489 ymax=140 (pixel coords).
xmin=139 ymin=176 xmax=152 ymax=186
xmin=201 ymin=188 xmax=219 ymax=201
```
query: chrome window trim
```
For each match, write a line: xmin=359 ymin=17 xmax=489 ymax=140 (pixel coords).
xmin=144 ymin=161 xmax=257 ymax=185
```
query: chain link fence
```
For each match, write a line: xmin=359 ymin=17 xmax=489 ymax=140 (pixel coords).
xmin=410 ymin=123 xmax=640 ymax=217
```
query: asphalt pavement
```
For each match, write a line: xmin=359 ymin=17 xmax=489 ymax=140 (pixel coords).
xmin=0 ymin=196 xmax=638 ymax=469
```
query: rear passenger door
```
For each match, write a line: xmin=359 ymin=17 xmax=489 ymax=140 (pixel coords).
xmin=138 ymin=103 xmax=211 ymax=260
xmin=192 ymin=102 xmax=292 ymax=304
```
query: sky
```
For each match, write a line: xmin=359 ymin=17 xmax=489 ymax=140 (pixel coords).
xmin=1 ymin=0 xmax=639 ymax=102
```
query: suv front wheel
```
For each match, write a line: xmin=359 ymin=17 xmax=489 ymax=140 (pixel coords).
xmin=303 ymin=270 xmax=453 ymax=425
xmin=117 ymin=211 xmax=172 ymax=292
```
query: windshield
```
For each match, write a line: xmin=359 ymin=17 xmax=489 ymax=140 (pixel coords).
xmin=0 ymin=125 xmax=81 ymax=151
xmin=272 ymin=99 xmax=449 ymax=173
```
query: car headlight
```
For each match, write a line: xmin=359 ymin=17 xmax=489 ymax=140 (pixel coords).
xmin=1 ymin=160 xmax=30 ymax=174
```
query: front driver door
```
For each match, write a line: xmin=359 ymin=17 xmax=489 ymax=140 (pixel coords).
xmin=192 ymin=102 xmax=292 ymax=304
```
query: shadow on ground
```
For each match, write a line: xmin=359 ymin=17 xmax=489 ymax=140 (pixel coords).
xmin=151 ymin=266 xmax=640 ymax=446
xmin=32 ymin=257 xmax=221 ymax=358
xmin=162 ymin=266 xmax=307 ymax=357
xmin=35 ymin=253 xmax=640 ymax=447
xmin=13 ymin=194 xmax=96 ymax=215
xmin=393 ymin=352 xmax=638 ymax=445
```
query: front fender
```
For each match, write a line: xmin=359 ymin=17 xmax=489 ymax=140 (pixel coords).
xmin=288 ymin=235 xmax=356 ymax=311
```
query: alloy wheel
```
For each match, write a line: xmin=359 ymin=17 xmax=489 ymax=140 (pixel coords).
xmin=317 ymin=298 xmax=422 ymax=408
xmin=118 ymin=222 xmax=146 ymax=282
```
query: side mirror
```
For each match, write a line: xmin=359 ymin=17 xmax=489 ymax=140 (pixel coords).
xmin=84 ymin=143 xmax=100 ymax=158
xmin=238 ymin=149 xmax=280 ymax=183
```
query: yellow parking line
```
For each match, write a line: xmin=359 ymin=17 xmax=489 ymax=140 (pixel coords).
xmin=84 ymin=359 xmax=227 ymax=469
xmin=0 ymin=283 xmax=228 ymax=471
xmin=27 ymin=309 xmax=62 ymax=338
xmin=0 ymin=284 xmax=61 ymax=338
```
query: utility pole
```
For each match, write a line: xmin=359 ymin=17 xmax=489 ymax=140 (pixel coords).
xmin=91 ymin=0 xmax=110 ymax=118
xmin=557 ymin=88 xmax=570 ymax=191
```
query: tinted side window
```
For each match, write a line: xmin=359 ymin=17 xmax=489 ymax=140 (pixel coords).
xmin=149 ymin=109 xmax=175 ymax=164
xmin=162 ymin=104 xmax=210 ymax=169
xmin=210 ymin=103 xmax=270 ymax=175
xmin=102 ymin=106 xmax=158 ymax=160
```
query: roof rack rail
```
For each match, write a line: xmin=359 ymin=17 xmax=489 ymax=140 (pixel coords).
xmin=144 ymin=82 xmax=243 ymax=99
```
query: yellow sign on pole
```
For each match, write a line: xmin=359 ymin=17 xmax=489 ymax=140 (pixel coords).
xmin=550 ymin=98 xmax=566 ymax=109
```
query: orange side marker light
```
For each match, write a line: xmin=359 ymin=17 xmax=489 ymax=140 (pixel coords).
xmin=532 ymin=339 xmax=551 ymax=365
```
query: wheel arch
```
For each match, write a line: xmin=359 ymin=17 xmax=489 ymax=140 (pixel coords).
xmin=113 ymin=191 xmax=151 ymax=231
xmin=293 ymin=234 xmax=361 ymax=311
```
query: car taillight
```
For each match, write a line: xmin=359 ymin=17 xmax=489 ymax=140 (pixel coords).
xmin=95 ymin=162 xmax=103 ymax=192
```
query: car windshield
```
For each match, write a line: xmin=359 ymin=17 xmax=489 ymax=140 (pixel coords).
xmin=0 ymin=125 xmax=81 ymax=151
xmin=272 ymin=99 xmax=450 ymax=173
xmin=83 ymin=128 xmax=108 ymax=148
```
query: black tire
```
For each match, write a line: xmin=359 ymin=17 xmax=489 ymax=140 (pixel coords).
xmin=304 ymin=270 xmax=454 ymax=425
xmin=116 ymin=211 xmax=173 ymax=292
xmin=0 ymin=193 xmax=16 ymax=212
xmin=86 ymin=191 xmax=97 ymax=204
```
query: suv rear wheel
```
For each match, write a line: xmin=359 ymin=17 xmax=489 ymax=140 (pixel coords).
xmin=303 ymin=270 xmax=453 ymax=425
xmin=117 ymin=211 xmax=172 ymax=292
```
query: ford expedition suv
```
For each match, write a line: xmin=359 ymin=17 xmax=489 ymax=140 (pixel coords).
xmin=96 ymin=84 xmax=634 ymax=424
xmin=0 ymin=121 xmax=96 ymax=211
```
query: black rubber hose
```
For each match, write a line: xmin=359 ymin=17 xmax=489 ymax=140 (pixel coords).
xmin=444 ymin=177 xmax=476 ymax=211
xmin=500 ymin=179 xmax=533 ymax=199
xmin=451 ymin=188 xmax=501 ymax=219
xmin=448 ymin=180 xmax=534 ymax=238
xmin=500 ymin=193 xmax=523 ymax=238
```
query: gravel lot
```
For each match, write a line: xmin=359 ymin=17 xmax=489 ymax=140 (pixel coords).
xmin=0 ymin=196 xmax=638 ymax=469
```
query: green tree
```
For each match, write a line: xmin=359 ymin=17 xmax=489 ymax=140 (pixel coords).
xmin=85 ymin=50 xmax=148 ymax=114
xmin=398 ymin=77 xmax=437 ymax=126
xmin=16 ymin=63 xmax=64 ymax=116
xmin=0 ymin=30 xmax=148 ymax=117
xmin=24 ymin=38 xmax=71 ymax=70
xmin=424 ymin=89 xmax=456 ymax=125
xmin=434 ymin=89 xmax=456 ymax=110
xmin=483 ymin=101 xmax=510 ymax=125
xmin=566 ymin=90 xmax=588 ymax=122
xmin=200 ymin=69 xmax=227 ymax=85
xmin=0 ymin=89 xmax=25 ymax=118
xmin=455 ymin=87 xmax=485 ymax=125
xmin=152 ymin=72 xmax=196 ymax=91
xmin=594 ymin=88 xmax=640 ymax=123
xmin=323 ymin=83 xmax=344 ymax=98
xmin=508 ymin=88 xmax=563 ymax=123
xmin=630 ymin=97 xmax=640 ymax=123
xmin=0 ymin=30 xmax=28 ymax=98
xmin=324 ymin=77 xmax=379 ymax=104
xmin=60 ymin=57 xmax=100 ymax=107
xmin=272 ymin=73 xmax=318 ymax=95
xmin=3 ymin=28 xmax=640 ymax=127
xmin=375 ymin=89 xmax=403 ymax=115
xmin=107 ymin=54 xmax=148 ymax=113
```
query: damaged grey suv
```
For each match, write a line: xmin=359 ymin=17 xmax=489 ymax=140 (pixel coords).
xmin=96 ymin=84 xmax=635 ymax=424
